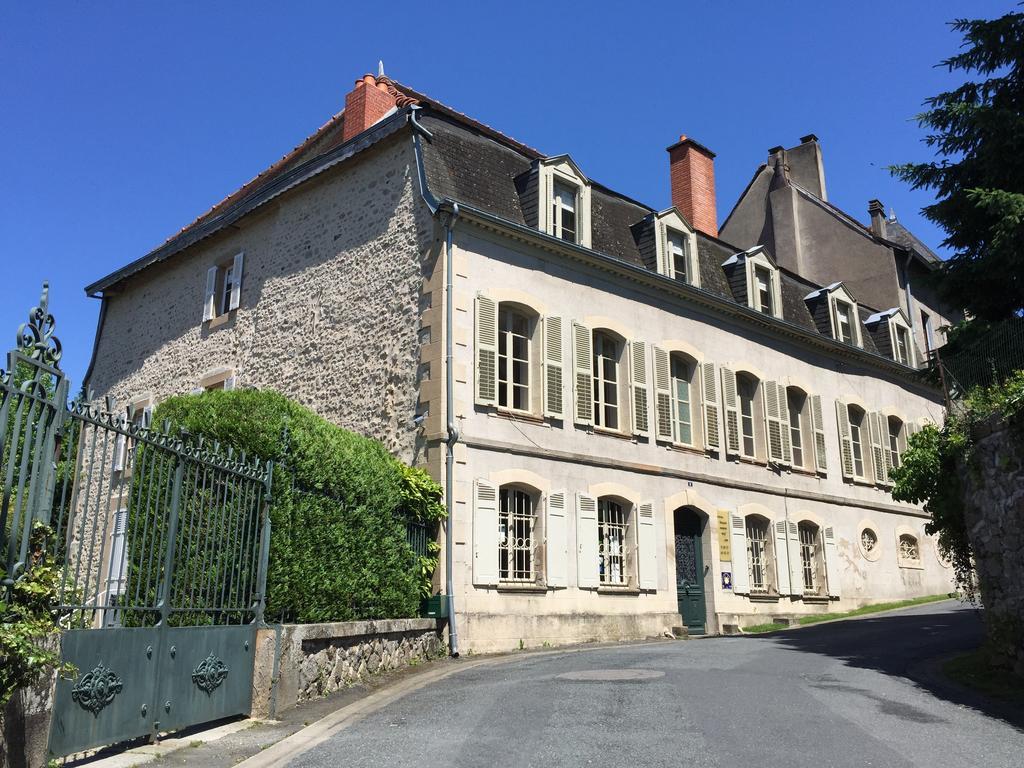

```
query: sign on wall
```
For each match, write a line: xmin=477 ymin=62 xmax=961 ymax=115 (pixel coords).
xmin=716 ymin=509 xmax=732 ymax=563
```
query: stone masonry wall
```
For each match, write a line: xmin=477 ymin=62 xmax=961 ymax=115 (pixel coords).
xmin=251 ymin=619 xmax=444 ymax=716
xmin=86 ymin=131 xmax=438 ymax=467
xmin=961 ymin=416 xmax=1024 ymax=677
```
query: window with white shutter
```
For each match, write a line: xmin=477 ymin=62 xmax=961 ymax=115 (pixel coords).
xmin=203 ymin=266 xmax=218 ymax=322
xmin=228 ymin=252 xmax=244 ymax=311
xmin=773 ymin=520 xmax=793 ymax=595
xmin=653 ymin=346 xmax=674 ymax=442
xmin=720 ymin=367 xmax=740 ymax=455
xmin=810 ymin=394 xmax=828 ymax=473
xmin=474 ymin=295 xmax=498 ymax=407
xmin=823 ymin=526 xmax=841 ymax=597
xmin=628 ymin=340 xmax=650 ymax=437
xmin=763 ymin=381 xmax=786 ymax=464
xmin=730 ymin=514 xmax=750 ymax=594
xmin=572 ymin=323 xmax=593 ymax=425
xmin=836 ymin=401 xmax=855 ymax=480
xmin=545 ymin=490 xmax=568 ymax=588
xmin=868 ymin=411 xmax=888 ymax=485
xmin=592 ymin=331 xmax=622 ymax=430
xmin=786 ymin=520 xmax=803 ymax=595
xmin=472 ymin=479 xmax=499 ymax=586
xmin=542 ymin=316 xmax=564 ymax=418
xmin=576 ymin=492 xmax=599 ymax=588
xmin=701 ymin=362 xmax=721 ymax=450
xmin=636 ymin=501 xmax=656 ymax=591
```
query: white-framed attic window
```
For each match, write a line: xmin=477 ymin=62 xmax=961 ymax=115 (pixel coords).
xmin=806 ymin=283 xmax=862 ymax=348
xmin=536 ymin=156 xmax=592 ymax=248
xmin=866 ymin=308 xmax=916 ymax=367
xmin=722 ymin=247 xmax=783 ymax=319
xmin=653 ymin=208 xmax=700 ymax=287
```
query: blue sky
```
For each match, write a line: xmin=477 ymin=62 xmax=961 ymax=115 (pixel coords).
xmin=0 ymin=1 xmax=1009 ymax=385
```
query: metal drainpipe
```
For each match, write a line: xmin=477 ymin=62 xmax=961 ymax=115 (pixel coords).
xmin=443 ymin=203 xmax=461 ymax=657
xmin=903 ymin=252 xmax=918 ymax=340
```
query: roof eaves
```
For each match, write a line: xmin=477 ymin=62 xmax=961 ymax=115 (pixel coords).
xmin=85 ymin=107 xmax=413 ymax=297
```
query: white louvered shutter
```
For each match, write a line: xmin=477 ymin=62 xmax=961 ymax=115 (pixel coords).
xmin=701 ymin=362 xmax=721 ymax=450
xmin=868 ymin=412 xmax=887 ymax=485
xmin=653 ymin=346 xmax=673 ymax=442
xmin=729 ymin=514 xmax=749 ymax=595
xmin=778 ymin=386 xmax=793 ymax=465
xmin=656 ymin=223 xmax=669 ymax=276
xmin=229 ymin=251 xmax=244 ymax=311
xmin=835 ymin=401 xmax=855 ymax=480
xmin=572 ymin=323 xmax=593 ymax=426
xmin=810 ymin=394 xmax=828 ymax=473
xmin=823 ymin=526 xmax=841 ymax=597
xmin=883 ymin=419 xmax=897 ymax=481
xmin=637 ymin=501 xmax=656 ymax=590
xmin=545 ymin=490 xmax=568 ymax=588
xmin=108 ymin=508 xmax=129 ymax=596
xmin=203 ymin=266 xmax=218 ymax=321
xmin=721 ymin=367 xmax=740 ymax=455
xmin=629 ymin=340 xmax=650 ymax=437
xmin=472 ymin=479 xmax=499 ymax=586
xmin=542 ymin=316 xmax=565 ymax=419
xmin=787 ymin=521 xmax=803 ymax=594
xmin=576 ymin=492 xmax=599 ymax=588
xmin=474 ymin=295 xmax=498 ymax=407
xmin=763 ymin=381 xmax=784 ymax=463
xmin=773 ymin=520 xmax=792 ymax=595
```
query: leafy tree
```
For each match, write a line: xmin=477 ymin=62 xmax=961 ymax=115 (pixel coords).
xmin=891 ymin=10 xmax=1024 ymax=321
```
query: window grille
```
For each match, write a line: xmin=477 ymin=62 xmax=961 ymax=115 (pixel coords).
xmin=799 ymin=523 xmax=819 ymax=594
xmin=861 ymin=528 xmax=878 ymax=553
xmin=497 ymin=307 xmax=530 ymax=411
xmin=899 ymin=534 xmax=919 ymax=562
xmin=592 ymin=332 xmax=619 ymax=430
xmin=598 ymin=499 xmax=628 ymax=585
xmin=499 ymin=488 xmax=535 ymax=582
xmin=746 ymin=519 xmax=769 ymax=593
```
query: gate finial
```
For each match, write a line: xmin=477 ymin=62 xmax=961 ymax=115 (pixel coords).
xmin=16 ymin=281 xmax=62 ymax=368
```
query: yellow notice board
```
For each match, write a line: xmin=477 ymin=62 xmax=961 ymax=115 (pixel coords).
xmin=716 ymin=509 xmax=732 ymax=563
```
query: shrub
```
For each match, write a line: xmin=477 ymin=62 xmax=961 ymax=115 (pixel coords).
xmin=152 ymin=389 xmax=443 ymax=623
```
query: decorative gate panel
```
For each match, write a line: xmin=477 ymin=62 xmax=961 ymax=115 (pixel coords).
xmin=0 ymin=285 xmax=272 ymax=759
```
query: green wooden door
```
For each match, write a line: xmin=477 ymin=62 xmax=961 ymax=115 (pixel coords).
xmin=674 ymin=509 xmax=706 ymax=634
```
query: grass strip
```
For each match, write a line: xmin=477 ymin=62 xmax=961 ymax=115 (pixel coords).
xmin=741 ymin=593 xmax=955 ymax=634
xmin=943 ymin=649 xmax=1024 ymax=704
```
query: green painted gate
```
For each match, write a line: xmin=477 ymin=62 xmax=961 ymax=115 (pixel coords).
xmin=0 ymin=286 xmax=273 ymax=759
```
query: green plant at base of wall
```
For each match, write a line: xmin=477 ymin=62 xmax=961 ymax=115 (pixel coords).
xmin=151 ymin=389 xmax=446 ymax=624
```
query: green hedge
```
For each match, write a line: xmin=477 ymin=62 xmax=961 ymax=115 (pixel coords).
xmin=153 ymin=389 xmax=441 ymax=624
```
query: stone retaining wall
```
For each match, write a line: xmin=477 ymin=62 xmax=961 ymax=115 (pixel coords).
xmin=251 ymin=618 xmax=444 ymax=717
xmin=962 ymin=417 xmax=1024 ymax=677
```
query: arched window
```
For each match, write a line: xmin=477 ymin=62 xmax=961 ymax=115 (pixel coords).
xmin=745 ymin=515 xmax=773 ymax=594
xmin=848 ymin=405 xmax=867 ymax=479
xmin=598 ymin=497 xmax=630 ymax=585
xmin=592 ymin=331 xmax=622 ymax=430
xmin=887 ymin=416 xmax=904 ymax=470
xmin=499 ymin=486 xmax=538 ymax=583
xmin=497 ymin=304 xmax=533 ymax=412
xmin=737 ymin=373 xmax=760 ymax=459
xmin=798 ymin=522 xmax=824 ymax=595
xmin=670 ymin=353 xmax=696 ymax=446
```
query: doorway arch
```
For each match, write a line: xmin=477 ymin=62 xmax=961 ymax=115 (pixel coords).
xmin=673 ymin=506 xmax=709 ymax=634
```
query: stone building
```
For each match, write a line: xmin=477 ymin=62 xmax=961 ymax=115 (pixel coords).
xmin=83 ymin=72 xmax=958 ymax=653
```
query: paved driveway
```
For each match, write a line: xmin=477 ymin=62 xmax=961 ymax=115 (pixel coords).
xmin=289 ymin=601 xmax=1023 ymax=768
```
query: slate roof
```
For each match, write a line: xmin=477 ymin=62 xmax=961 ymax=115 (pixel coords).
xmin=885 ymin=218 xmax=943 ymax=265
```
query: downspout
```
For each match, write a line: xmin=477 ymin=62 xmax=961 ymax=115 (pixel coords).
xmin=410 ymin=107 xmax=460 ymax=656
xmin=903 ymin=252 xmax=917 ymax=340
xmin=81 ymin=293 xmax=109 ymax=395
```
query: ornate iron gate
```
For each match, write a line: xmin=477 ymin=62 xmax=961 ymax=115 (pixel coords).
xmin=0 ymin=285 xmax=273 ymax=758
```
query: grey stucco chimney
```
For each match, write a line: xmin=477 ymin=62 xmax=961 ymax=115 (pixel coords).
xmin=781 ymin=134 xmax=828 ymax=201
xmin=868 ymin=199 xmax=887 ymax=239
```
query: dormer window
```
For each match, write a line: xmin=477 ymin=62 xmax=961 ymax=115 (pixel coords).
xmin=864 ymin=307 xmax=916 ymax=366
xmin=805 ymin=283 xmax=862 ymax=348
xmin=642 ymin=208 xmax=700 ymax=287
xmin=552 ymin=181 xmax=578 ymax=242
xmin=721 ymin=246 xmax=782 ymax=319
xmin=894 ymin=324 xmax=911 ymax=365
xmin=754 ymin=266 xmax=774 ymax=316
xmin=532 ymin=155 xmax=592 ymax=248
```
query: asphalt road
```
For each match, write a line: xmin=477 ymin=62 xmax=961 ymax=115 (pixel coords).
xmin=288 ymin=601 xmax=1023 ymax=768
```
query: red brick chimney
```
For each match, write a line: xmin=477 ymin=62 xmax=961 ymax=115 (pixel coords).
xmin=342 ymin=74 xmax=397 ymax=143
xmin=668 ymin=135 xmax=718 ymax=237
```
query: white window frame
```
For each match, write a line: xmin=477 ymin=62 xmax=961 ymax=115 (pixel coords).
xmin=745 ymin=250 xmax=783 ymax=318
xmin=592 ymin=330 xmax=622 ymax=431
xmin=537 ymin=156 xmax=592 ymax=248
xmin=203 ymin=251 xmax=244 ymax=322
xmin=597 ymin=497 xmax=631 ymax=587
xmin=498 ymin=486 xmax=538 ymax=583
xmin=786 ymin=387 xmax=809 ymax=471
xmin=848 ymin=405 xmax=868 ymax=481
xmin=670 ymin=353 xmax=696 ymax=448
xmin=745 ymin=515 xmax=773 ymax=595
xmin=653 ymin=209 xmax=700 ymax=287
xmin=897 ymin=531 xmax=923 ymax=569
xmin=826 ymin=285 xmax=862 ymax=348
xmin=496 ymin=304 xmax=534 ymax=414
xmin=890 ymin=314 xmax=916 ymax=366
